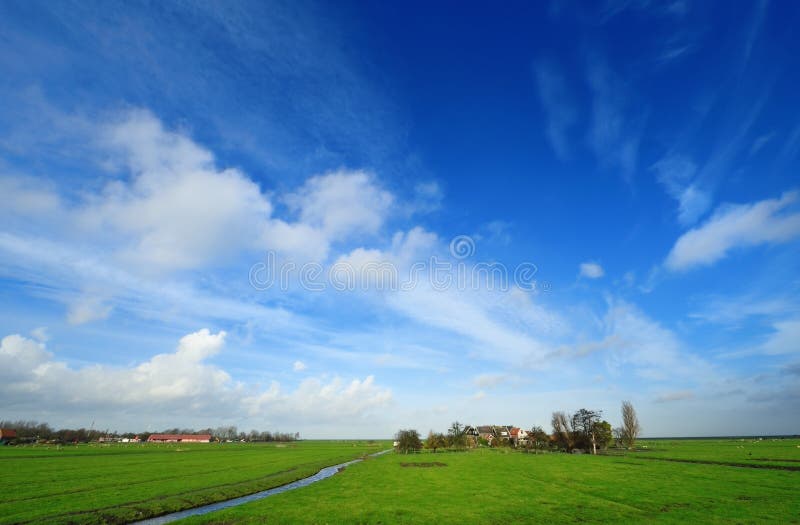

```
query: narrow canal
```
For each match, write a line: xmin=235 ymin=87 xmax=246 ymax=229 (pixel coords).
xmin=132 ymin=449 xmax=392 ymax=524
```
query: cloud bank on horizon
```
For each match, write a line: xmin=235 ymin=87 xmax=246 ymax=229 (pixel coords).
xmin=0 ymin=0 xmax=798 ymax=437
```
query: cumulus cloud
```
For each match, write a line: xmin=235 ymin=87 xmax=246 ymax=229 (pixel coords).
xmin=246 ymin=375 xmax=392 ymax=422
xmin=1 ymin=110 xmax=400 ymax=276
xmin=665 ymin=190 xmax=800 ymax=271
xmin=0 ymin=330 xmax=391 ymax=429
xmin=579 ymin=262 xmax=604 ymax=279
xmin=0 ymin=334 xmax=51 ymax=381
xmin=293 ymin=360 xmax=307 ymax=372
xmin=286 ymin=170 xmax=393 ymax=239
xmin=85 ymin=110 xmax=274 ymax=272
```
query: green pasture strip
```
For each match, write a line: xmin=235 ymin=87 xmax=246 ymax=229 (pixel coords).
xmin=626 ymin=438 xmax=800 ymax=467
xmin=180 ymin=443 xmax=800 ymax=524
xmin=0 ymin=441 xmax=387 ymax=525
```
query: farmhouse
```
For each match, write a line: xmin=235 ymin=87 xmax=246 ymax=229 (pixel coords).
xmin=510 ymin=427 xmax=529 ymax=446
xmin=147 ymin=434 xmax=212 ymax=443
xmin=0 ymin=429 xmax=16 ymax=445
xmin=476 ymin=426 xmax=495 ymax=442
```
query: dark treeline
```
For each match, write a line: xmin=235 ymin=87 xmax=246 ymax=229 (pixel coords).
xmin=0 ymin=420 xmax=299 ymax=444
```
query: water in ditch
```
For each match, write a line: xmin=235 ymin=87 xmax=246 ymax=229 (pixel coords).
xmin=132 ymin=449 xmax=391 ymax=524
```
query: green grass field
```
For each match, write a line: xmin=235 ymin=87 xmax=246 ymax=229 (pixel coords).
xmin=179 ymin=439 xmax=800 ymax=525
xmin=2 ymin=439 xmax=799 ymax=524
xmin=0 ymin=440 xmax=387 ymax=524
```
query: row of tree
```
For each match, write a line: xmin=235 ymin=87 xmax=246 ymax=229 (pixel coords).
xmin=395 ymin=401 xmax=641 ymax=454
xmin=0 ymin=420 xmax=300 ymax=444
xmin=550 ymin=401 xmax=641 ymax=453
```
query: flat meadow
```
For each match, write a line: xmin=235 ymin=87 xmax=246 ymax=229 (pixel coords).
xmin=0 ymin=440 xmax=387 ymax=524
xmin=180 ymin=438 xmax=800 ymax=524
xmin=1 ymin=438 xmax=798 ymax=524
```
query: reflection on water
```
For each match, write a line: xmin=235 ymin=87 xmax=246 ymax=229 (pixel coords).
xmin=132 ymin=449 xmax=391 ymax=525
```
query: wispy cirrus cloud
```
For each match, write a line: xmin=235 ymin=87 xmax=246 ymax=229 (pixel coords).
xmin=533 ymin=59 xmax=578 ymax=160
xmin=586 ymin=59 xmax=644 ymax=182
xmin=652 ymin=154 xmax=711 ymax=226
xmin=757 ymin=319 xmax=800 ymax=356
xmin=654 ymin=390 xmax=694 ymax=403
xmin=665 ymin=190 xmax=800 ymax=271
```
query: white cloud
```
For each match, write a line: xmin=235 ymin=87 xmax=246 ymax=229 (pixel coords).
xmin=0 ymin=330 xmax=391 ymax=430
xmin=246 ymin=375 xmax=391 ymax=422
xmin=103 ymin=108 xmax=215 ymax=175
xmin=758 ymin=319 xmax=800 ymax=355
xmin=0 ymin=334 xmax=51 ymax=381
xmin=293 ymin=360 xmax=307 ymax=372
xmin=579 ymin=262 xmax=604 ymax=279
xmin=689 ymin=294 xmax=796 ymax=325
xmin=333 ymin=228 xmax=567 ymax=367
xmin=2 ymin=110 xmax=400 ymax=275
xmin=30 ymin=327 xmax=49 ymax=342
xmin=665 ymin=190 xmax=800 ymax=271
xmin=286 ymin=169 xmax=393 ymax=240
xmin=66 ymin=296 xmax=113 ymax=325
xmin=471 ymin=390 xmax=486 ymax=400
xmin=0 ymin=175 xmax=61 ymax=217
xmin=86 ymin=111 xmax=273 ymax=272
xmin=601 ymin=299 xmax=713 ymax=382
xmin=0 ymin=231 xmax=301 ymax=332
xmin=652 ymin=154 xmax=711 ymax=225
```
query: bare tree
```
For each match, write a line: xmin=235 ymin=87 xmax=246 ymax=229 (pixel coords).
xmin=551 ymin=411 xmax=573 ymax=451
xmin=621 ymin=400 xmax=641 ymax=450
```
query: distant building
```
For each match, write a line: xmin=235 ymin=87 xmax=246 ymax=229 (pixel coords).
xmin=510 ymin=427 xmax=529 ymax=446
xmin=147 ymin=434 xmax=212 ymax=443
xmin=0 ymin=429 xmax=17 ymax=445
xmin=476 ymin=425 xmax=495 ymax=443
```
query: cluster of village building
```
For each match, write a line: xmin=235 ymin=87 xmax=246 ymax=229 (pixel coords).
xmin=465 ymin=425 xmax=531 ymax=446
xmin=0 ymin=428 xmax=216 ymax=445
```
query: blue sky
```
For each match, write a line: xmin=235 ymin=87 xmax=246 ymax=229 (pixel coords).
xmin=1 ymin=0 xmax=798 ymax=437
